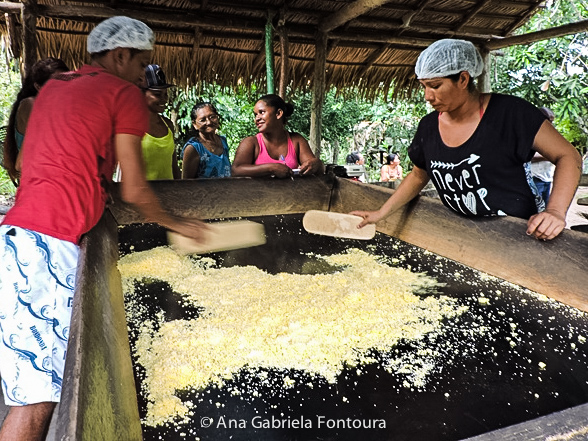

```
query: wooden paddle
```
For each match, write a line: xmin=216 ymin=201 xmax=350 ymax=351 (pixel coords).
xmin=302 ymin=210 xmax=376 ymax=240
xmin=167 ymin=220 xmax=266 ymax=255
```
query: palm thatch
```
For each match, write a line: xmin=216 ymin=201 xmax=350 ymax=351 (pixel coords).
xmin=0 ymin=0 xmax=578 ymax=97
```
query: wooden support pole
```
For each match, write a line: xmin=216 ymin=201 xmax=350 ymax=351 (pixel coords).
xmin=278 ymin=26 xmax=289 ymax=99
xmin=477 ymin=47 xmax=491 ymax=93
xmin=310 ymin=31 xmax=327 ymax=157
xmin=21 ymin=0 xmax=38 ymax=80
xmin=265 ymin=14 xmax=275 ymax=94
xmin=5 ymin=12 xmax=21 ymax=59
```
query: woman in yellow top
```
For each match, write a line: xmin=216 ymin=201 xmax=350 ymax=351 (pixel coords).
xmin=141 ymin=64 xmax=180 ymax=180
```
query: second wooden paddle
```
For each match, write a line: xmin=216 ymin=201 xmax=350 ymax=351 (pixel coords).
xmin=302 ymin=210 xmax=376 ymax=240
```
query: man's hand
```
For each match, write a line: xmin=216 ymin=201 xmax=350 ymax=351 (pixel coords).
xmin=166 ymin=216 xmax=210 ymax=243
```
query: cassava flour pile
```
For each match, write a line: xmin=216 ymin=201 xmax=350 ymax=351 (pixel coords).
xmin=119 ymin=247 xmax=467 ymax=426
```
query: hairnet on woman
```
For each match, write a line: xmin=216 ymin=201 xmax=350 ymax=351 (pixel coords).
xmin=352 ymin=38 xmax=581 ymax=241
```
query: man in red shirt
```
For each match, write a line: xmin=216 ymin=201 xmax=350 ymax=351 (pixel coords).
xmin=0 ymin=16 xmax=206 ymax=441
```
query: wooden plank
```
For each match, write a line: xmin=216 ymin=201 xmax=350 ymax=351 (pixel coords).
xmin=330 ymin=178 xmax=588 ymax=312
xmin=55 ymin=212 xmax=142 ymax=441
xmin=108 ymin=176 xmax=335 ymax=225
xmin=462 ymin=403 xmax=588 ymax=440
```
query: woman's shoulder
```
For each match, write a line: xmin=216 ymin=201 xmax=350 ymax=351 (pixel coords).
xmin=288 ymin=131 xmax=309 ymax=145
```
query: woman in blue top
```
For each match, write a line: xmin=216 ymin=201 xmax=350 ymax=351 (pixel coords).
xmin=181 ymin=102 xmax=231 ymax=179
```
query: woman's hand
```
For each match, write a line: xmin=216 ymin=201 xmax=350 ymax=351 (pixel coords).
xmin=271 ymin=163 xmax=294 ymax=178
xmin=526 ymin=209 xmax=566 ymax=240
xmin=299 ymin=157 xmax=324 ymax=175
xmin=350 ymin=210 xmax=385 ymax=228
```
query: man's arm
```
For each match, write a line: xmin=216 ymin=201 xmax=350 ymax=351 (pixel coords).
xmin=115 ymin=133 xmax=208 ymax=240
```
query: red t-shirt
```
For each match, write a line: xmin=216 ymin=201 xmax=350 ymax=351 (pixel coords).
xmin=2 ymin=65 xmax=149 ymax=243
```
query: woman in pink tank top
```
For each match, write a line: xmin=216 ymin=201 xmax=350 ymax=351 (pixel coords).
xmin=231 ymin=94 xmax=324 ymax=178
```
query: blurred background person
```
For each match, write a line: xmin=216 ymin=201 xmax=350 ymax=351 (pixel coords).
xmin=530 ymin=107 xmax=556 ymax=204
xmin=380 ymin=152 xmax=403 ymax=182
xmin=232 ymin=94 xmax=323 ymax=178
xmin=2 ymin=57 xmax=69 ymax=186
xmin=181 ymin=102 xmax=231 ymax=179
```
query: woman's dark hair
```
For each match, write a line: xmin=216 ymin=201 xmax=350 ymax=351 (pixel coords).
xmin=190 ymin=101 xmax=219 ymax=122
xmin=386 ymin=153 xmax=398 ymax=164
xmin=446 ymin=71 xmax=477 ymax=93
xmin=346 ymin=152 xmax=361 ymax=164
xmin=2 ymin=57 xmax=69 ymax=185
xmin=257 ymin=94 xmax=294 ymax=124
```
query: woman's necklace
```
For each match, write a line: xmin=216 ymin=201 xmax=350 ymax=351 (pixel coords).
xmin=200 ymin=134 xmax=222 ymax=154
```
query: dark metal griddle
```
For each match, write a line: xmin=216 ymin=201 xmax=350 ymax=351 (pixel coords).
xmin=119 ymin=214 xmax=588 ymax=441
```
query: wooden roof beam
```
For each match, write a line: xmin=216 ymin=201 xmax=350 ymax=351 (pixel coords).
xmin=358 ymin=43 xmax=390 ymax=76
xmin=503 ymin=0 xmax=543 ymax=35
xmin=0 ymin=2 xmax=23 ymax=14
xmin=399 ymin=0 xmax=434 ymax=30
xmin=454 ymin=0 xmax=493 ymax=33
xmin=485 ymin=18 xmax=588 ymax=50
xmin=321 ymin=0 xmax=391 ymax=33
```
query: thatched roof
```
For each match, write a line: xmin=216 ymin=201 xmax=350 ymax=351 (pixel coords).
xmin=0 ymin=0 xmax=571 ymax=96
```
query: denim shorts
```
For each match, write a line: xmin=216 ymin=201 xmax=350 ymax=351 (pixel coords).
xmin=0 ymin=225 xmax=79 ymax=405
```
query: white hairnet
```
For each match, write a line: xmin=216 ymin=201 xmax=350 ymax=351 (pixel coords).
xmin=415 ymin=39 xmax=484 ymax=80
xmin=87 ymin=16 xmax=154 ymax=54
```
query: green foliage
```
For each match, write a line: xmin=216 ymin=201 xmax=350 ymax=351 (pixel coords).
xmin=0 ymin=59 xmax=20 ymax=125
xmin=0 ymin=168 xmax=16 ymax=195
xmin=491 ymin=0 xmax=588 ymax=153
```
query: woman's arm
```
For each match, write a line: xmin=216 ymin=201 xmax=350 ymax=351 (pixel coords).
xmin=294 ymin=133 xmax=324 ymax=175
xmin=351 ymin=165 xmax=430 ymax=227
xmin=526 ymin=120 xmax=582 ymax=240
xmin=182 ymin=143 xmax=200 ymax=179
xmin=231 ymin=136 xmax=292 ymax=178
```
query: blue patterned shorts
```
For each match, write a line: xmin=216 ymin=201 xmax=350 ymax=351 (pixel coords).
xmin=0 ymin=225 xmax=79 ymax=406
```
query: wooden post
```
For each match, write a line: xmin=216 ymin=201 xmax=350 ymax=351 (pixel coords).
xmin=478 ymin=46 xmax=491 ymax=93
xmin=278 ymin=26 xmax=289 ymax=99
xmin=21 ymin=0 xmax=38 ymax=80
xmin=5 ymin=13 xmax=20 ymax=59
xmin=265 ymin=14 xmax=275 ymax=94
xmin=310 ymin=31 xmax=327 ymax=157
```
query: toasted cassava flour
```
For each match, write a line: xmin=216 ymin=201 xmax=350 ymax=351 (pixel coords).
xmin=119 ymin=247 xmax=467 ymax=426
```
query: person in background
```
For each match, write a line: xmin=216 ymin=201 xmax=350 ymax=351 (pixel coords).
xmin=140 ymin=64 xmax=180 ymax=180
xmin=231 ymin=94 xmax=324 ymax=178
xmin=352 ymin=39 xmax=581 ymax=241
xmin=181 ymin=102 xmax=231 ymax=179
xmin=530 ymin=107 xmax=556 ymax=204
xmin=2 ymin=57 xmax=69 ymax=186
xmin=380 ymin=152 xmax=403 ymax=182
xmin=345 ymin=151 xmax=367 ymax=182
xmin=0 ymin=16 xmax=207 ymax=441
xmin=346 ymin=151 xmax=364 ymax=165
